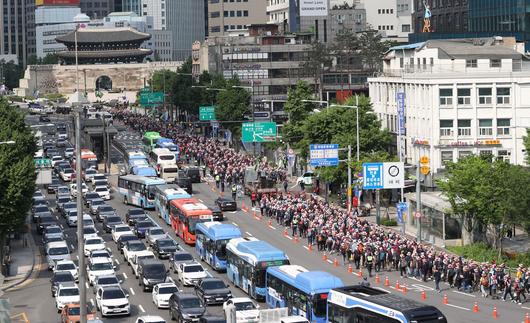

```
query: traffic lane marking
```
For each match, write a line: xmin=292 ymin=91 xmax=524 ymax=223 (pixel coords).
xmin=123 ymin=272 xmax=128 ymax=279
xmin=446 ymin=303 xmax=471 ymax=311
xmin=245 ymin=231 xmax=253 ymax=236
xmin=139 ymin=304 xmax=146 ymax=313
xmin=453 ymin=290 xmax=476 ymax=298
xmin=129 ymin=287 xmax=135 ymax=296
xmin=231 ymin=222 xmax=239 ymax=227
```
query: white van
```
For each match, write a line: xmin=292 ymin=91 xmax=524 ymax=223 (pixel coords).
xmin=159 ymin=164 xmax=179 ymax=183
xmin=46 ymin=241 xmax=71 ymax=270
xmin=149 ymin=148 xmax=176 ymax=173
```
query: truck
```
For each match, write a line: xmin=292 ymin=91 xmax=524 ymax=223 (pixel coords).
xmin=243 ymin=166 xmax=278 ymax=197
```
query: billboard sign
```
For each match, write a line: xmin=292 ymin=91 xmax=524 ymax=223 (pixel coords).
xmin=242 ymin=122 xmax=277 ymax=142
xmin=36 ymin=0 xmax=80 ymax=5
xmin=397 ymin=92 xmax=406 ymax=135
xmin=309 ymin=144 xmax=339 ymax=167
xmin=300 ymin=0 xmax=328 ymax=16
xmin=362 ymin=162 xmax=405 ymax=189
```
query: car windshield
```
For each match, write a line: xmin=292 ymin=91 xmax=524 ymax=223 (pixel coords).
xmin=159 ymin=155 xmax=174 ymax=160
xmin=94 ymin=181 xmax=107 ymax=187
xmin=86 ymin=239 xmax=102 ymax=245
xmin=86 ymin=193 xmax=99 ymax=199
xmin=55 ymin=273 xmax=74 ymax=282
xmin=47 ymin=227 xmax=62 ymax=234
xmin=86 ymin=169 xmax=96 ymax=175
xmin=95 ymin=187 xmax=107 ymax=192
xmin=40 ymin=216 xmax=55 ymax=223
xmin=64 ymin=203 xmax=76 ymax=209
xmin=129 ymin=209 xmax=144 ymax=216
xmin=183 ymin=265 xmax=203 ymax=273
xmin=57 ymin=263 xmax=75 ymax=270
xmin=83 ymin=219 xmax=93 ymax=226
xmin=158 ymin=240 xmax=175 ymax=248
xmin=150 ymin=228 xmax=165 ymax=235
xmin=120 ymin=236 xmax=137 ymax=243
xmin=92 ymin=200 xmax=104 ymax=206
xmin=99 ymin=206 xmax=113 ymax=213
xmin=102 ymin=289 xmax=125 ymax=299
xmin=34 ymin=206 xmax=48 ymax=212
xmin=203 ymin=280 xmax=226 ymax=290
xmin=59 ymin=288 xmax=79 ymax=296
xmin=145 ymin=264 xmax=166 ymax=275
xmin=84 ymin=227 xmax=96 ymax=234
xmin=115 ymin=226 xmax=130 ymax=232
xmin=91 ymin=251 xmax=110 ymax=258
xmin=137 ymin=221 xmax=152 ymax=229
xmin=128 ymin=243 xmax=146 ymax=252
xmin=91 ymin=262 xmax=113 ymax=271
xmin=235 ymin=301 xmax=255 ymax=311
xmin=68 ymin=305 xmax=93 ymax=315
xmin=174 ymin=253 xmax=193 ymax=262
xmin=97 ymin=277 xmax=119 ymax=285
xmin=63 ymin=169 xmax=74 ymax=174
xmin=159 ymin=286 xmax=178 ymax=294
xmin=106 ymin=216 xmax=121 ymax=223
xmin=57 ymin=198 xmax=70 ymax=204
xmin=181 ymin=298 xmax=202 ymax=309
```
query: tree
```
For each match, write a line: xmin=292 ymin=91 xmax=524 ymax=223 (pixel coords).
xmin=302 ymin=41 xmax=332 ymax=99
xmin=357 ymin=30 xmax=394 ymax=72
xmin=1 ymin=60 xmax=23 ymax=90
xmin=0 ymin=100 xmax=37 ymax=272
xmin=524 ymin=128 xmax=530 ymax=165
xmin=215 ymin=77 xmax=249 ymax=138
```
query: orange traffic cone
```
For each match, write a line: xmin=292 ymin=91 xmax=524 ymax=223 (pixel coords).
xmin=307 ymin=244 xmax=313 ymax=252
xmin=283 ymin=228 xmax=288 ymax=237
xmin=443 ymin=294 xmax=448 ymax=305
xmin=525 ymin=313 xmax=529 ymax=323
xmin=293 ymin=236 xmax=299 ymax=244
xmin=384 ymin=276 xmax=390 ymax=287
xmin=348 ymin=264 xmax=353 ymax=274
xmin=395 ymin=280 xmax=400 ymax=290
xmin=473 ymin=302 xmax=479 ymax=313
xmin=268 ymin=219 xmax=272 ymax=227
xmin=375 ymin=274 xmax=380 ymax=284
xmin=241 ymin=201 xmax=247 ymax=212
xmin=322 ymin=253 xmax=328 ymax=262
xmin=333 ymin=258 xmax=339 ymax=267
xmin=421 ymin=291 xmax=426 ymax=300
xmin=492 ymin=306 xmax=498 ymax=319
xmin=402 ymin=286 xmax=407 ymax=295
xmin=357 ymin=270 xmax=363 ymax=278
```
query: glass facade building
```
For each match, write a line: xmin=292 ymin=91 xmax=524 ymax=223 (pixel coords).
xmin=410 ymin=0 xmax=530 ymax=50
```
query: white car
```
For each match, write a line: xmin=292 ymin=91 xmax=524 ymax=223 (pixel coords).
xmin=135 ymin=316 xmax=167 ymax=323
xmin=111 ymin=224 xmax=134 ymax=242
xmin=297 ymin=171 xmax=314 ymax=186
xmin=70 ymin=183 xmax=88 ymax=198
xmin=223 ymin=297 xmax=260 ymax=323
xmin=152 ymin=282 xmax=179 ymax=309
xmin=82 ymin=226 xmax=99 ymax=240
xmin=93 ymin=186 xmax=111 ymax=200
xmin=64 ymin=148 xmax=74 ymax=159
xmin=67 ymin=211 xmax=78 ymax=227
xmin=89 ymin=249 xmax=112 ymax=263
xmin=87 ymin=257 xmax=115 ymax=285
xmin=122 ymin=240 xmax=147 ymax=265
xmin=55 ymin=283 xmax=80 ymax=312
xmin=176 ymin=262 xmax=207 ymax=286
xmin=95 ymin=286 xmax=130 ymax=317
xmin=84 ymin=237 xmax=106 ymax=256
xmin=59 ymin=168 xmax=75 ymax=182
xmin=51 ymin=156 xmax=64 ymax=167
xmin=84 ymin=168 xmax=98 ymax=182
xmin=53 ymin=260 xmax=78 ymax=281
xmin=130 ymin=250 xmax=155 ymax=278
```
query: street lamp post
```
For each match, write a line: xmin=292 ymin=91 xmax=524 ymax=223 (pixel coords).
xmin=191 ymin=85 xmax=227 ymax=138
xmin=0 ymin=141 xmax=15 ymax=145
xmin=302 ymin=99 xmax=330 ymax=112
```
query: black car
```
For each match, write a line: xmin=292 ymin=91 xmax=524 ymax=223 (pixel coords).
xmin=169 ymin=293 xmax=205 ymax=322
xmin=46 ymin=177 xmax=61 ymax=194
xmin=116 ymin=234 xmax=139 ymax=253
xmin=39 ymin=115 xmax=51 ymax=122
xmin=138 ymin=259 xmax=168 ymax=291
xmin=194 ymin=278 xmax=232 ymax=305
xmin=133 ymin=220 xmax=156 ymax=238
xmin=176 ymin=171 xmax=192 ymax=195
xmin=126 ymin=208 xmax=147 ymax=226
xmin=199 ymin=316 xmax=226 ymax=323
xmin=32 ymin=205 xmax=50 ymax=222
xmin=37 ymin=215 xmax=57 ymax=234
xmin=152 ymin=238 xmax=179 ymax=259
xmin=207 ymin=204 xmax=223 ymax=221
xmin=185 ymin=166 xmax=201 ymax=183
xmin=103 ymin=215 xmax=123 ymax=233
xmin=50 ymin=271 xmax=75 ymax=297
xmin=84 ymin=192 xmax=101 ymax=205
xmin=214 ymin=197 xmax=237 ymax=212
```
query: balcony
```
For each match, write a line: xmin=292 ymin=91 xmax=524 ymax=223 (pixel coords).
xmin=378 ymin=62 xmax=529 ymax=79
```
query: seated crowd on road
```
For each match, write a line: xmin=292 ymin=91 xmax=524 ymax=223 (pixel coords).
xmin=112 ymin=107 xmax=530 ymax=305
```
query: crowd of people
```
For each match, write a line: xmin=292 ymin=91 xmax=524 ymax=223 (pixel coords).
xmin=111 ymin=107 xmax=529 ymax=305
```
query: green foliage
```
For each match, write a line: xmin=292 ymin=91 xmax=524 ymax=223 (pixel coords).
xmin=0 ymin=100 xmax=37 ymax=234
xmin=437 ymin=155 xmax=530 ymax=247
xmin=302 ymin=41 xmax=332 ymax=96
xmin=283 ymin=81 xmax=315 ymax=124
xmin=356 ymin=31 xmax=395 ymax=72
xmin=447 ymin=243 xmax=530 ymax=269
xmin=1 ymin=60 xmax=23 ymax=89
xmin=43 ymin=93 xmax=65 ymax=102
xmin=215 ymin=77 xmax=249 ymax=138
xmin=524 ymin=129 xmax=530 ymax=165
xmin=381 ymin=218 xmax=398 ymax=226
xmin=26 ymin=54 xmax=58 ymax=65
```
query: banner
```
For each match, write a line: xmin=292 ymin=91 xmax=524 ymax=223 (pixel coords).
xmin=300 ymin=0 xmax=328 ymax=16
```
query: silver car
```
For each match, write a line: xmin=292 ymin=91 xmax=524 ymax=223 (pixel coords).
xmin=146 ymin=227 xmax=167 ymax=247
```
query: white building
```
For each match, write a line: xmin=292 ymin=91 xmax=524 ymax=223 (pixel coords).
xmin=355 ymin=0 xmax=412 ymax=42
xmin=369 ymin=37 xmax=530 ymax=181
xmin=35 ymin=7 xmax=83 ymax=58
xmin=140 ymin=0 xmax=166 ymax=30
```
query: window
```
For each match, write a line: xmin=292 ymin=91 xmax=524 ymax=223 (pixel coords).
xmin=402 ymin=24 xmax=411 ymax=32
xmin=440 ymin=120 xmax=453 ymax=137
xmin=497 ymin=87 xmax=510 ymax=104
xmin=211 ymin=26 xmax=220 ymax=33
xmin=237 ymin=10 xmax=242 ymax=17
xmin=480 ymin=150 xmax=493 ymax=160
xmin=439 ymin=88 xmax=453 ymax=106
xmin=224 ymin=11 xmax=228 ymax=17
xmin=458 ymin=119 xmax=471 ymax=136
xmin=497 ymin=118 xmax=510 ymax=135
xmin=497 ymin=150 xmax=510 ymax=162
xmin=211 ymin=11 xmax=220 ymax=18
xmin=478 ymin=119 xmax=493 ymax=136
xmin=243 ymin=10 xmax=248 ymax=16
xmin=459 ymin=151 xmax=472 ymax=160
xmin=230 ymin=10 xmax=235 ymax=17
xmin=466 ymin=59 xmax=477 ymax=68
xmin=478 ymin=88 xmax=492 ymax=104
xmin=490 ymin=59 xmax=501 ymax=68
xmin=457 ymin=88 xmax=471 ymax=105
xmin=441 ymin=151 xmax=454 ymax=164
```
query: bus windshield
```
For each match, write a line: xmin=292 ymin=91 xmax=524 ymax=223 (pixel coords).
xmin=215 ymin=239 xmax=230 ymax=260
xmin=313 ymin=293 xmax=328 ymax=317
xmin=188 ymin=217 xmax=211 ymax=234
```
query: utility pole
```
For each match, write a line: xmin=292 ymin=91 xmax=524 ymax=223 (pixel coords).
xmin=75 ymin=111 xmax=87 ymax=323
xmin=416 ymin=158 xmax=422 ymax=242
xmin=347 ymin=145 xmax=352 ymax=213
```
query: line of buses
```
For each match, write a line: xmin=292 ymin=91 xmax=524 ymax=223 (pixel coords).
xmin=116 ymin=173 xmax=447 ymax=323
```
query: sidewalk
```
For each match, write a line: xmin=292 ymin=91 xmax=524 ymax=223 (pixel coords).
xmin=1 ymin=229 xmax=39 ymax=292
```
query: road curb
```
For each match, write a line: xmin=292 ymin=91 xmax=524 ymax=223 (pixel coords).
xmin=1 ymin=227 xmax=41 ymax=292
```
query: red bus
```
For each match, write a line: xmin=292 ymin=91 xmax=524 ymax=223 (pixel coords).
xmin=169 ymin=198 xmax=213 ymax=245
xmin=72 ymin=149 xmax=98 ymax=170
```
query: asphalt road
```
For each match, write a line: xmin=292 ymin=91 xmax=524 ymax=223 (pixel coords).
xmin=7 ymin=112 xmax=530 ymax=323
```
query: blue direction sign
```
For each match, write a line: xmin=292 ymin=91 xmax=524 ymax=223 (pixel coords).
xmin=309 ymin=144 xmax=339 ymax=167
xmin=363 ymin=162 xmax=384 ymax=189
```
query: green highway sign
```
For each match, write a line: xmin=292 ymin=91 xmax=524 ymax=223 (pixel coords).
xmin=199 ymin=106 xmax=216 ymax=121
xmin=140 ymin=87 xmax=151 ymax=94
xmin=34 ymin=158 xmax=51 ymax=168
xmin=242 ymin=122 xmax=277 ymax=142
xmin=140 ymin=91 xmax=164 ymax=106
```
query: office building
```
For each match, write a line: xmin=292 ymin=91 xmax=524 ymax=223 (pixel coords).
xmin=368 ymin=37 xmax=530 ymax=184
xmin=80 ymin=0 xmax=114 ymax=19
xmin=35 ymin=7 xmax=83 ymax=58
xmin=208 ymin=0 xmax=267 ymax=36
xmin=121 ymin=0 xmax=140 ymax=16
xmin=26 ymin=0 xmax=37 ymax=61
xmin=167 ymin=0 xmax=205 ymax=60
xmin=140 ymin=0 xmax=166 ymax=30
xmin=0 ymin=0 xmax=30 ymax=66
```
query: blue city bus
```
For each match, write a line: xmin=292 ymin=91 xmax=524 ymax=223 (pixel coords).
xmin=265 ymin=265 xmax=343 ymax=323
xmin=125 ymin=150 xmax=149 ymax=169
xmin=195 ymin=222 xmax=241 ymax=271
xmin=154 ymin=184 xmax=191 ymax=225
xmin=156 ymin=137 xmax=180 ymax=161
xmin=131 ymin=165 xmax=158 ymax=177
xmin=225 ymin=237 xmax=289 ymax=301
xmin=117 ymin=175 xmax=166 ymax=209
xmin=327 ymin=286 xmax=447 ymax=323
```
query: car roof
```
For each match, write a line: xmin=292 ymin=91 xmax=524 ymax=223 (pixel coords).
xmin=183 ymin=262 xmax=202 ymax=267
xmin=156 ymin=282 xmax=176 ymax=288
xmin=200 ymin=277 xmax=223 ymax=283
xmin=47 ymin=241 xmax=68 ymax=248
xmin=58 ymin=282 xmax=78 ymax=289
xmin=90 ymin=257 xmax=112 ymax=264
xmin=177 ymin=293 xmax=200 ymax=300
xmin=99 ymin=285 xmax=123 ymax=292
xmin=95 ymin=274 xmax=118 ymax=280
xmin=137 ymin=316 xmax=166 ymax=323
xmin=56 ymin=259 xmax=74 ymax=265
xmin=231 ymin=297 xmax=253 ymax=303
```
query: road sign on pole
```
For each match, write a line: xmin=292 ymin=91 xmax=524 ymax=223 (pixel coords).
xmin=140 ymin=91 xmax=164 ymax=107
xmin=242 ymin=122 xmax=277 ymax=142
xmin=309 ymin=144 xmax=339 ymax=166
xmin=362 ymin=162 xmax=405 ymax=189
xmin=199 ymin=106 xmax=216 ymax=121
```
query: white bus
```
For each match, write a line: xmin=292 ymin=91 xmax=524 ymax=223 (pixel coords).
xmin=159 ymin=164 xmax=179 ymax=183
xmin=149 ymin=148 xmax=176 ymax=174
